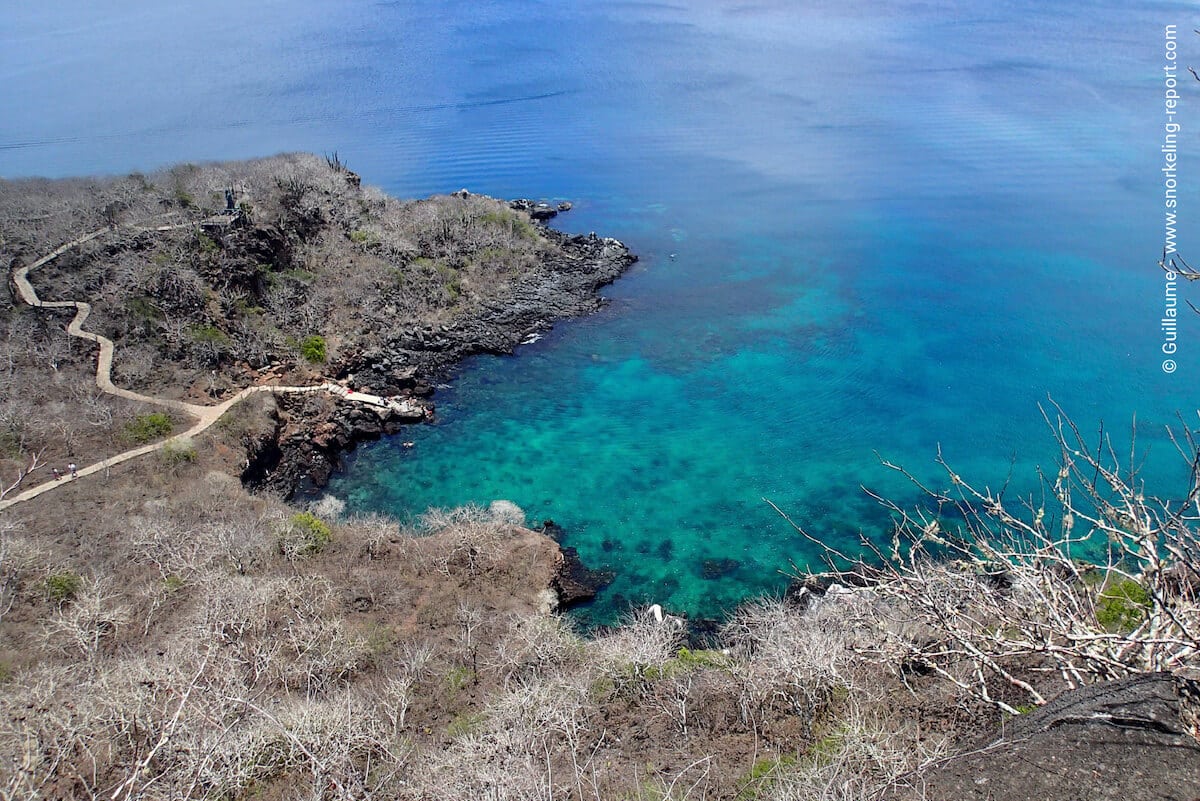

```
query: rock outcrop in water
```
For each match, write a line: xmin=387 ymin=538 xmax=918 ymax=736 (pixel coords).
xmin=540 ymin=521 xmax=616 ymax=607
xmin=331 ymin=226 xmax=636 ymax=392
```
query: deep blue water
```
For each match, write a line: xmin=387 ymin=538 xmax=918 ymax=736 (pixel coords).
xmin=4 ymin=1 xmax=1199 ymax=624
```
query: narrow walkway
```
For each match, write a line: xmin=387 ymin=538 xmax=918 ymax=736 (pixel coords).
xmin=1 ymin=220 xmax=419 ymax=512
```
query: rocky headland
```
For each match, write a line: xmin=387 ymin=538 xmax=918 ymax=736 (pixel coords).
xmin=0 ymin=154 xmax=635 ymax=503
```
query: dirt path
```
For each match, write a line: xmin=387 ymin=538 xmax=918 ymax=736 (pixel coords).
xmin=1 ymin=221 xmax=406 ymax=512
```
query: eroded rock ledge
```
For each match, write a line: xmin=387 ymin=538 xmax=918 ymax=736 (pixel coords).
xmin=916 ymin=672 xmax=1200 ymax=800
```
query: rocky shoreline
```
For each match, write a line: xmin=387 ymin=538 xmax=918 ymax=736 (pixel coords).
xmin=239 ymin=198 xmax=637 ymax=501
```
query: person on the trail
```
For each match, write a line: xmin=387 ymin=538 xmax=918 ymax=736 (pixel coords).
xmin=68 ymin=463 xmax=77 ymax=478
xmin=52 ymin=468 xmax=61 ymax=481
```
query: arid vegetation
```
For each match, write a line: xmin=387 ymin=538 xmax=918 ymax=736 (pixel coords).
xmin=0 ymin=460 xmax=954 ymax=801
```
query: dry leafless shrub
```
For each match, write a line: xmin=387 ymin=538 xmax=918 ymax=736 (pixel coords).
xmin=774 ymin=402 xmax=1200 ymax=713
xmin=722 ymin=595 xmax=877 ymax=734
xmin=39 ymin=576 xmax=131 ymax=666
xmin=418 ymin=504 xmax=523 ymax=577
xmin=187 ymin=690 xmax=407 ymax=801
xmin=340 ymin=511 xmax=403 ymax=561
xmin=489 ymin=612 xmax=585 ymax=688
xmin=308 ymin=493 xmax=346 ymax=521
xmin=592 ymin=606 xmax=686 ymax=684
xmin=761 ymin=700 xmax=947 ymax=801
xmin=370 ymin=639 xmax=437 ymax=736
xmin=128 ymin=488 xmax=272 ymax=580
xmin=0 ymin=520 xmax=45 ymax=625
xmin=0 ymin=662 xmax=108 ymax=800
xmin=191 ymin=574 xmax=369 ymax=695
xmin=407 ymin=669 xmax=597 ymax=801
xmin=0 ymin=644 xmax=407 ymax=801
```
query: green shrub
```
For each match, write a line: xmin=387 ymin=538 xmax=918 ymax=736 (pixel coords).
xmin=0 ymin=431 xmax=22 ymax=458
xmin=446 ymin=712 xmax=485 ymax=738
xmin=643 ymin=647 xmax=731 ymax=680
xmin=808 ymin=730 xmax=845 ymax=765
xmin=45 ymin=571 xmax=82 ymax=604
xmin=196 ymin=233 xmax=219 ymax=254
xmin=268 ymin=270 xmax=315 ymax=291
xmin=279 ymin=512 xmax=332 ymax=558
xmin=675 ymin=647 xmax=730 ymax=670
xmin=479 ymin=209 xmax=514 ymax=227
xmin=512 ymin=216 xmax=539 ymax=241
xmin=1096 ymin=577 xmax=1151 ymax=632
xmin=300 ymin=335 xmax=327 ymax=364
xmin=362 ymin=623 xmax=394 ymax=661
xmin=188 ymin=325 xmax=229 ymax=345
xmin=349 ymin=229 xmax=370 ymax=244
xmin=480 ymin=208 xmax=539 ymax=241
xmin=123 ymin=412 xmax=174 ymax=443
xmin=160 ymin=438 xmax=198 ymax=466
xmin=445 ymin=666 xmax=474 ymax=693
xmin=126 ymin=296 xmax=162 ymax=323
xmin=737 ymin=755 xmax=796 ymax=800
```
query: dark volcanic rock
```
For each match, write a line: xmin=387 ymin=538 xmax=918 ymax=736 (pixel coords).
xmin=916 ymin=672 xmax=1200 ymax=801
xmin=509 ymin=198 xmax=558 ymax=220
xmin=239 ymin=392 xmax=285 ymax=489
xmin=540 ymin=520 xmax=567 ymax=541
xmin=244 ymin=390 xmax=428 ymax=500
xmin=553 ymin=545 xmax=615 ymax=609
xmin=331 ymin=223 xmax=635 ymax=389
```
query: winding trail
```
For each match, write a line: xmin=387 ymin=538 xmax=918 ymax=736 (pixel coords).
xmin=1 ymin=220 xmax=420 ymax=512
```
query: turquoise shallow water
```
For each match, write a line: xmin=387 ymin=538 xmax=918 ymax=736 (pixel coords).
xmin=4 ymin=0 xmax=1199 ymax=624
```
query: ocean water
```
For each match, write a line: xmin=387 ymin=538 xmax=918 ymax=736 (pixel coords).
xmin=4 ymin=0 xmax=1198 ymax=625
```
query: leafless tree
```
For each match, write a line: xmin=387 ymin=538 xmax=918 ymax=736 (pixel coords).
xmin=0 ymin=447 xmax=46 ymax=501
xmin=40 ymin=576 xmax=130 ymax=667
xmin=773 ymin=401 xmax=1200 ymax=713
